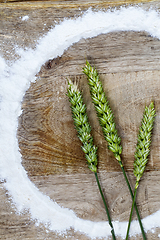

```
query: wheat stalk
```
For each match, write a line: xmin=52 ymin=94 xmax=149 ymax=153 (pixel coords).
xmin=67 ymin=79 xmax=116 ymax=240
xmin=83 ymin=60 xmax=146 ymax=240
xmin=126 ymin=101 xmax=156 ymax=240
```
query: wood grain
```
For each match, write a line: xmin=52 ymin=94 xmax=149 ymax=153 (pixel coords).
xmin=0 ymin=0 xmax=157 ymax=7
xmin=1 ymin=1 xmax=160 ymax=239
xmin=18 ymin=31 xmax=160 ymax=176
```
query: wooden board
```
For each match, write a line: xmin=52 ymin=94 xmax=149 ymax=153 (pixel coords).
xmin=1 ymin=0 xmax=160 ymax=239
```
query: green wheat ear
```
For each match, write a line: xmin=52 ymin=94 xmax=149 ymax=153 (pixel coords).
xmin=67 ymin=79 xmax=98 ymax=172
xmin=126 ymin=101 xmax=156 ymax=240
xmin=67 ymin=78 xmax=117 ymax=240
xmin=83 ymin=61 xmax=122 ymax=163
xmin=134 ymin=101 xmax=156 ymax=189
xmin=83 ymin=61 xmax=147 ymax=240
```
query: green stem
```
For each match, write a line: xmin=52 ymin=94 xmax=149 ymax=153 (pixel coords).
xmin=126 ymin=187 xmax=138 ymax=240
xmin=94 ymin=172 xmax=116 ymax=240
xmin=120 ymin=163 xmax=146 ymax=240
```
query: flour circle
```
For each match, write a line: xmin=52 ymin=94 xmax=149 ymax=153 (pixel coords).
xmin=0 ymin=6 xmax=160 ymax=239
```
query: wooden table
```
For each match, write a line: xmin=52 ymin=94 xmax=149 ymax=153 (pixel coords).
xmin=1 ymin=0 xmax=160 ymax=239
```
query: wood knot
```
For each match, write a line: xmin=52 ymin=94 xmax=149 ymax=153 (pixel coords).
xmin=44 ymin=58 xmax=60 ymax=69
xmin=44 ymin=56 xmax=72 ymax=70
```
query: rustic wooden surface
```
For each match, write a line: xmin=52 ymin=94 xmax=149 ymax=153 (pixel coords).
xmin=1 ymin=0 xmax=160 ymax=239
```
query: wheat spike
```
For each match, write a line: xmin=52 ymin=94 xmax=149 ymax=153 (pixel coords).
xmin=134 ymin=101 xmax=156 ymax=188
xmin=67 ymin=79 xmax=98 ymax=172
xmin=67 ymin=79 xmax=117 ymax=240
xmin=83 ymin=61 xmax=147 ymax=240
xmin=83 ymin=61 xmax=122 ymax=162
xmin=126 ymin=101 xmax=155 ymax=240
